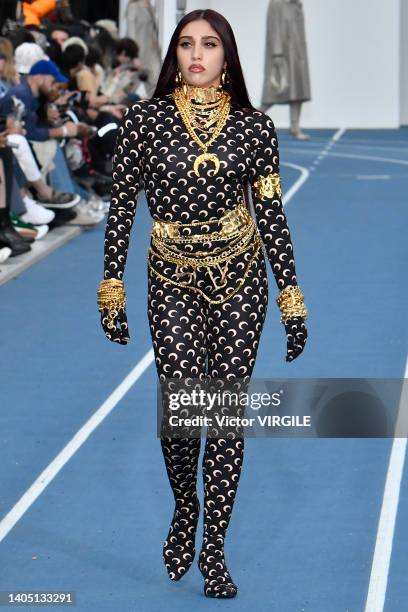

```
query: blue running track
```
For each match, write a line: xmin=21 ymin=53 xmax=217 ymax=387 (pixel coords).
xmin=0 ymin=128 xmax=407 ymax=611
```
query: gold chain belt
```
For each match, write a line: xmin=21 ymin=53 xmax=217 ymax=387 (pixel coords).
xmin=148 ymin=202 xmax=263 ymax=304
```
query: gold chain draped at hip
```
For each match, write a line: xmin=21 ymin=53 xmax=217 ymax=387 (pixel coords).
xmin=147 ymin=202 xmax=263 ymax=304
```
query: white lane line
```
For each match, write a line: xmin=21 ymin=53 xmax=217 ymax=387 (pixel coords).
xmin=309 ymin=128 xmax=346 ymax=170
xmin=364 ymin=366 xmax=408 ymax=612
xmin=335 ymin=143 xmax=408 ymax=154
xmin=284 ymin=149 xmax=408 ymax=168
xmin=282 ymin=162 xmax=310 ymax=205
xmin=279 ymin=130 xmax=344 ymax=197
xmin=327 ymin=152 xmax=408 ymax=167
xmin=332 ymin=127 xmax=347 ymax=143
xmin=0 ymin=348 xmax=155 ymax=543
xmin=356 ymin=175 xmax=391 ymax=180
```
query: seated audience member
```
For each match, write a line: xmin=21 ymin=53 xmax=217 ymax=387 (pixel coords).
xmin=6 ymin=114 xmax=78 ymax=212
xmin=0 ymin=59 xmax=103 ymax=224
xmin=60 ymin=41 xmax=109 ymax=109
xmin=14 ymin=41 xmax=47 ymax=77
xmin=84 ymin=45 xmax=105 ymax=96
xmin=102 ymin=37 xmax=144 ymax=104
xmin=6 ymin=28 xmax=36 ymax=52
xmin=0 ymin=132 xmax=31 ymax=257
xmin=48 ymin=26 xmax=70 ymax=48
xmin=0 ymin=38 xmax=20 ymax=98
xmin=0 ymin=59 xmax=84 ymax=193
xmin=22 ymin=0 xmax=73 ymax=27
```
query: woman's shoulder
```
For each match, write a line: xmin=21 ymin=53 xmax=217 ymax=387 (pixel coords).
xmin=231 ymin=103 xmax=276 ymax=135
xmin=126 ymin=93 xmax=174 ymax=115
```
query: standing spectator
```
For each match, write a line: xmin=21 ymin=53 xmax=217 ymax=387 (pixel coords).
xmin=125 ymin=0 xmax=161 ymax=97
xmin=260 ymin=0 xmax=311 ymax=139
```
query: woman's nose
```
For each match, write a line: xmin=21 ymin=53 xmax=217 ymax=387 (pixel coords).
xmin=191 ymin=45 xmax=202 ymax=61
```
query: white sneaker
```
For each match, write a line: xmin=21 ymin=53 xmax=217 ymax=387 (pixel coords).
xmin=33 ymin=225 xmax=49 ymax=240
xmin=36 ymin=190 xmax=81 ymax=209
xmin=87 ymin=194 xmax=110 ymax=214
xmin=66 ymin=199 xmax=105 ymax=227
xmin=21 ymin=196 xmax=56 ymax=225
xmin=0 ymin=246 xmax=12 ymax=263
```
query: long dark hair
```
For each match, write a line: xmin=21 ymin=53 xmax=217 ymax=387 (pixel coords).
xmin=151 ymin=9 xmax=255 ymax=111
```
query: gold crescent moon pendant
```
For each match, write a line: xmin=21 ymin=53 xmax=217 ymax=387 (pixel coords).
xmin=193 ymin=153 xmax=220 ymax=177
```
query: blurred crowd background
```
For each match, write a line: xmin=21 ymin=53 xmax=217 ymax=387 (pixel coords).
xmin=0 ymin=0 xmax=160 ymax=263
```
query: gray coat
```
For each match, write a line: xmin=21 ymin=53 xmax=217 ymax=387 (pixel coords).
xmin=125 ymin=0 xmax=162 ymax=98
xmin=261 ymin=0 xmax=311 ymax=105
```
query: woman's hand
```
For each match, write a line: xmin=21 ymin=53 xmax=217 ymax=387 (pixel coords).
xmin=46 ymin=103 xmax=60 ymax=125
xmin=100 ymin=307 xmax=130 ymax=345
xmin=284 ymin=316 xmax=308 ymax=362
xmin=87 ymin=92 xmax=110 ymax=108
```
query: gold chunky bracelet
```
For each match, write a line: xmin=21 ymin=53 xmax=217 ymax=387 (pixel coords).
xmin=276 ymin=285 xmax=308 ymax=324
xmin=97 ymin=279 xmax=126 ymax=330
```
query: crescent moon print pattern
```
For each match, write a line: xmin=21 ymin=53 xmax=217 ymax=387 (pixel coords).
xmin=102 ymin=93 xmax=299 ymax=597
xmin=149 ymin=260 xmax=266 ymax=596
xmin=103 ymin=93 xmax=298 ymax=290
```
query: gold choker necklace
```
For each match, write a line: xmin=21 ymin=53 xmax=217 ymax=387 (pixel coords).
xmin=180 ymin=83 xmax=225 ymax=104
xmin=172 ymin=84 xmax=231 ymax=177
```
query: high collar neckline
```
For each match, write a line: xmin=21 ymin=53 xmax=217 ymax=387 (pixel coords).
xmin=174 ymin=83 xmax=226 ymax=104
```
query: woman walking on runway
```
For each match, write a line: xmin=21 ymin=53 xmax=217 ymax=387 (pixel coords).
xmin=97 ymin=9 xmax=308 ymax=599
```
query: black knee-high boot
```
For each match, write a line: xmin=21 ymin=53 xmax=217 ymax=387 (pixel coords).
xmin=198 ymin=435 xmax=244 ymax=598
xmin=0 ymin=147 xmax=31 ymax=256
xmin=160 ymin=436 xmax=201 ymax=580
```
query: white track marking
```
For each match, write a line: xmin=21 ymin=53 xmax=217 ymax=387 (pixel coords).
xmin=356 ymin=175 xmax=391 ymax=180
xmin=284 ymin=149 xmax=408 ymax=167
xmin=281 ymin=163 xmax=310 ymax=205
xmin=310 ymin=128 xmax=346 ymax=170
xmin=280 ymin=129 xmax=345 ymax=201
xmin=364 ymin=367 xmax=408 ymax=612
xmin=0 ymin=348 xmax=155 ymax=543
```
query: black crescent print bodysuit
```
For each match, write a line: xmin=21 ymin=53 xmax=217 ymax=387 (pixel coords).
xmin=102 ymin=94 xmax=302 ymax=594
xmin=103 ymin=93 xmax=298 ymax=290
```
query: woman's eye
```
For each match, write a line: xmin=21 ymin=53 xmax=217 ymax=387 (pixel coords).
xmin=179 ymin=41 xmax=217 ymax=48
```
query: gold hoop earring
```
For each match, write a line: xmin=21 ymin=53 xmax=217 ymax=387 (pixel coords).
xmin=175 ymin=69 xmax=188 ymax=96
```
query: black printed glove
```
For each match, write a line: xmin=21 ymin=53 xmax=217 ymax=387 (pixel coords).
xmin=284 ymin=316 xmax=308 ymax=362
xmin=100 ymin=307 xmax=130 ymax=345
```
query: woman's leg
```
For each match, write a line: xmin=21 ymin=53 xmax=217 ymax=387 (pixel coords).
xmin=147 ymin=268 xmax=207 ymax=581
xmin=7 ymin=134 xmax=43 ymax=184
xmin=198 ymin=248 xmax=269 ymax=597
xmin=289 ymin=101 xmax=310 ymax=139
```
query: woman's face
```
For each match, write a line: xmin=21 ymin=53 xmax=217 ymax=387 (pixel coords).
xmin=176 ymin=19 xmax=226 ymax=88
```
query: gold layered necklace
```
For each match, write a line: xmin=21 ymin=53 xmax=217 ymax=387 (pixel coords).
xmin=172 ymin=82 xmax=231 ymax=177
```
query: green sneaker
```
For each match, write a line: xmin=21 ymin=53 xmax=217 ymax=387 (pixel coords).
xmin=11 ymin=214 xmax=49 ymax=241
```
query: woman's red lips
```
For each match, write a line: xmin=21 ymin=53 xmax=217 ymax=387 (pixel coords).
xmin=189 ymin=64 xmax=205 ymax=71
